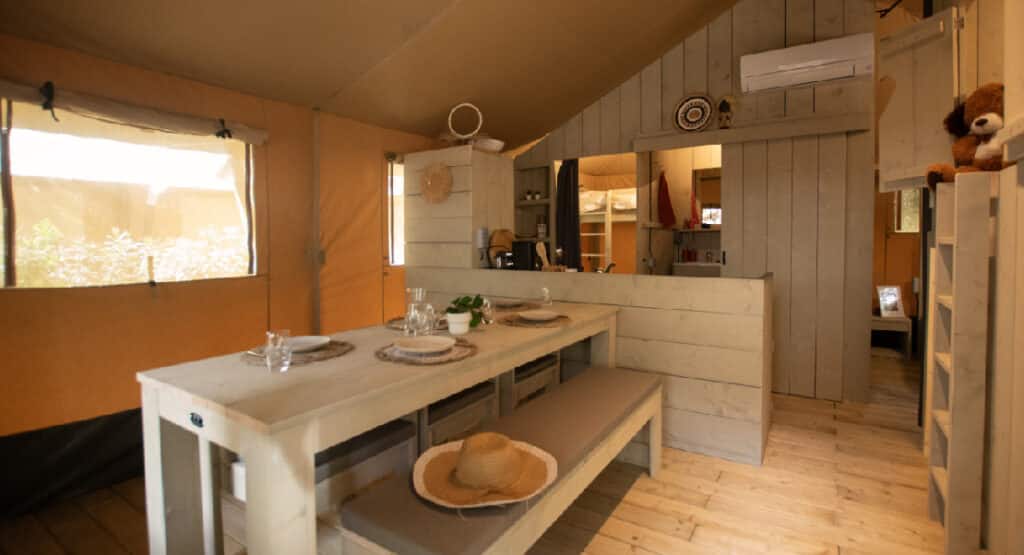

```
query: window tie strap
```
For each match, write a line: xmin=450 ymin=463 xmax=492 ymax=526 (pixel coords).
xmin=215 ymin=118 xmax=232 ymax=139
xmin=39 ymin=81 xmax=59 ymax=122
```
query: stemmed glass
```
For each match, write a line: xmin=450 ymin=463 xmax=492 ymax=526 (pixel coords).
xmin=540 ymin=287 xmax=552 ymax=306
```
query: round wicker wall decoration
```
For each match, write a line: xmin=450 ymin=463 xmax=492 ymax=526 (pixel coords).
xmin=675 ymin=95 xmax=714 ymax=132
xmin=421 ymin=163 xmax=453 ymax=204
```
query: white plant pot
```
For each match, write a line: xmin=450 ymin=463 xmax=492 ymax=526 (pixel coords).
xmin=447 ymin=312 xmax=472 ymax=336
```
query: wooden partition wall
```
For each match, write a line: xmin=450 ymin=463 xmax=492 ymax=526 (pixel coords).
xmin=514 ymin=0 xmax=874 ymax=401
xmin=407 ymin=267 xmax=772 ymax=465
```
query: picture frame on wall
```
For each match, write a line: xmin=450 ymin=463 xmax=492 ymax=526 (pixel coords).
xmin=877 ymin=285 xmax=906 ymax=318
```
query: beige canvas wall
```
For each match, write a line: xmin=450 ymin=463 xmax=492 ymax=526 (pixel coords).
xmin=0 ymin=33 xmax=433 ymax=435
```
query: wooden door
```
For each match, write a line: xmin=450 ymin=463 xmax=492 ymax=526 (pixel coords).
xmin=878 ymin=7 xmax=958 ymax=190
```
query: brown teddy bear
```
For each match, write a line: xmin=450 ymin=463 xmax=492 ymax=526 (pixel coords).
xmin=926 ymin=82 xmax=1010 ymax=187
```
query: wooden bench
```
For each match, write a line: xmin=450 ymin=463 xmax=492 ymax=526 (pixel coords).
xmin=323 ymin=367 xmax=662 ymax=555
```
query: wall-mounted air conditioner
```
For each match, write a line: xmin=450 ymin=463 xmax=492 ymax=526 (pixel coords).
xmin=740 ymin=32 xmax=874 ymax=93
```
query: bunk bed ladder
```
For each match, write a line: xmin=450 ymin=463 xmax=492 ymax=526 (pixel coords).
xmin=926 ymin=174 xmax=991 ymax=554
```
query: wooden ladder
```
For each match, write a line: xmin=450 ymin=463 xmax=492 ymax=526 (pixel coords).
xmin=927 ymin=174 xmax=991 ymax=553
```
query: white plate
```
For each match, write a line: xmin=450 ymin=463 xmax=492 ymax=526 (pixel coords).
xmin=518 ymin=309 xmax=560 ymax=322
xmin=493 ymin=298 xmax=525 ymax=308
xmin=393 ymin=336 xmax=456 ymax=355
xmin=412 ymin=440 xmax=557 ymax=509
xmin=286 ymin=336 xmax=331 ymax=353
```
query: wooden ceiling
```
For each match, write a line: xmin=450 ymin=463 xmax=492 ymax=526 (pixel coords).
xmin=0 ymin=0 xmax=733 ymax=148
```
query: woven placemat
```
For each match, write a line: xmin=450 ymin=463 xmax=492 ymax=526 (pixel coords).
xmin=497 ymin=314 xmax=571 ymax=328
xmin=385 ymin=317 xmax=448 ymax=332
xmin=375 ymin=338 xmax=477 ymax=365
xmin=243 ymin=340 xmax=354 ymax=366
xmin=492 ymin=300 xmax=542 ymax=312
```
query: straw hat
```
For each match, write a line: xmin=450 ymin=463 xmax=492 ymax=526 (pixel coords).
xmin=413 ymin=432 xmax=557 ymax=508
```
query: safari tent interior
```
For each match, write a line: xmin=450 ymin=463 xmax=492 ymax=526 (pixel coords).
xmin=1 ymin=1 xmax=1023 ymax=554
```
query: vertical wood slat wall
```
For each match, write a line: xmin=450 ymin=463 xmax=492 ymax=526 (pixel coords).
xmin=517 ymin=0 xmax=874 ymax=401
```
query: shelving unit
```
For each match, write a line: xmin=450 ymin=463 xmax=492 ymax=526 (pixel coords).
xmin=579 ymin=189 xmax=637 ymax=270
xmin=926 ymin=175 xmax=991 ymax=554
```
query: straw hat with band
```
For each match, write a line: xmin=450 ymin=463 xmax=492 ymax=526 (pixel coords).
xmin=413 ymin=432 xmax=557 ymax=508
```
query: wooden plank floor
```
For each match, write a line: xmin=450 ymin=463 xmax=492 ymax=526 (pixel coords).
xmin=1 ymin=352 xmax=937 ymax=554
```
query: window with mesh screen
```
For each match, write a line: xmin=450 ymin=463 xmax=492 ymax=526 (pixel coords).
xmin=0 ymin=100 xmax=254 ymax=288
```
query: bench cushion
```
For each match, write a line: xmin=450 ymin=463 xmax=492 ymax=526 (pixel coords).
xmin=338 ymin=367 xmax=660 ymax=555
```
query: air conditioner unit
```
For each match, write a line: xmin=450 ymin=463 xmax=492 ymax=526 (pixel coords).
xmin=740 ymin=32 xmax=874 ymax=93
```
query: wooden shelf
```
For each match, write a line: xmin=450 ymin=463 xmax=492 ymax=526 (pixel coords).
xmin=933 ymin=409 xmax=951 ymax=439
xmin=675 ymin=227 xmax=721 ymax=233
xmin=935 ymin=352 xmax=952 ymax=374
xmin=937 ymin=235 xmax=955 ymax=246
xmin=937 ymin=294 xmax=953 ymax=311
xmin=580 ymin=232 xmax=605 ymax=237
xmin=581 ymin=253 xmax=606 ymax=258
xmin=931 ymin=465 xmax=950 ymax=500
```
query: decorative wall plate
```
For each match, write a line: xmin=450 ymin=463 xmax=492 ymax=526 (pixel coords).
xmin=675 ymin=95 xmax=714 ymax=132
xmin=421 ymin=163 xmax=453 ymax=204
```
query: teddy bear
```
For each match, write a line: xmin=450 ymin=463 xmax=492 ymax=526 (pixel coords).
xmin=926 ymin=82 xmax=1010 ymax=187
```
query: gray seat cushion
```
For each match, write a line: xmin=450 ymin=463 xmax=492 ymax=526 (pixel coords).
xmin=339 ymin=367 xmax=661 ymax=555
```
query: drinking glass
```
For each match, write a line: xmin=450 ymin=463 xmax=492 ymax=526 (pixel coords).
xmin=404 ymin=301 xmax=436 ymax=336
xmin=265 ymin=329 xmax=293 ymax=373
xmin=481 ymin=298 xmax=494 ymax=324
xmin=540 ymin=287 xmax=552 ymax=306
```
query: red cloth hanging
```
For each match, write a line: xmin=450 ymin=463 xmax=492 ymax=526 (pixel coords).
xmin=658 ymin=171 xmax=677 ymax=229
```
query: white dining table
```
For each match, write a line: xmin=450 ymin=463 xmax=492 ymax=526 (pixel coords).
xmin=137 ymin=301 xmax=618 ymax=555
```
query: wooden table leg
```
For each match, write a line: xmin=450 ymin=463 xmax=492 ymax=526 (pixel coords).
xmin=648 ymin=397 xmax=662 ymax=479
xmin=243 ymin=424 xmax=318 ymax=555
xmin=142 ymin=384 xmax=206 ymax=555
xmin=589 ymin=315 xmax=617 ymax=368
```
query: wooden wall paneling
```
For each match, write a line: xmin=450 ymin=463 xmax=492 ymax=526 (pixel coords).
xmin=617 ymin=338 xmax=764 ymax=387
xmin=960 ymin=0 xmax=980 ymax=96
xmin=640 ymin=59 xmax=662 ymax=135
xmin=843 ymin=0 xmax=874 ymax=35
xmin=815 ymin=0 xmax=845 ymax=40
xmin=619 ymin=73 xmax=642 ymax=152
xmin=564 ymin=114 xmax=583 ymax=160
xmin=742 ymin=141 xmax=768 ymax=277
xmin=790 ymin=135 xmax=819 ymax=397
xmin=814 ymin=133 xmax=848 ymax=401
xmin=785 ymin=0 xmax=816 ymax=117
xmin=766 ymin=139 xmax=793 ymax=393
xmin=987 ymin=165 xmax=1017 ymax=554
xmin=547 ymin=124 xmax=565 ymax=163
xmin=977 ymin=0 xmax=1004 ymax=84
xmin=636 ymin=152 xmax=651 ymax=273
xmin=662 ymin=408 xmax=763 ymax=464
xmin=582 ymin=100 xmax=601 ymax=157
xmin=787 ymin=0 xmax=815 ymax=46
xmin=911 ymin=11 xmax=958 ymax=181
xmin=617 ymin=307 xmax=763 ymax=351
xmin=707 ymin=9 xmax=733 ymax=103
xmin=661 ymin=376 xmax=762 ymax=422
xmin=721 ymin=143 xmax=744 ymax=277
xmin=842 ymin=130 xmax=873 ymax=402
xmin=814 ymin=78 xmax=872 ymax=116
xmin=600 ymin=87 xmax=621 ymax=155
xmin=684 ymin=27 xmax=709 ymax=95
xmin=1011 ymin=164 xmax=1024 ymax=555
xmin=661 ymin=42 xmax=686 ymax=131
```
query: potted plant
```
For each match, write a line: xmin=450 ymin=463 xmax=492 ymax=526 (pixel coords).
xmin=446 ymin=295 xmax=484 ymax=336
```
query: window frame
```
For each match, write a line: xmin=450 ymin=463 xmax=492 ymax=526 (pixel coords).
xmin=0 ymin=99 xmax=257 ymax=289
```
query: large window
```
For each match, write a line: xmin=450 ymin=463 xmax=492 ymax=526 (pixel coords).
xmin=0 ymin=100 xmax=254 ymax=288
xmin=386 ymin=160 xmax=405 ymax=266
